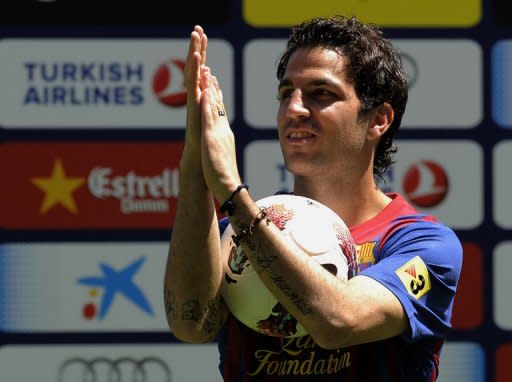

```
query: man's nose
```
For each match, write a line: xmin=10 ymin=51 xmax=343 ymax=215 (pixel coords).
xmin=286 ymin=89 xmax=309 ymax=117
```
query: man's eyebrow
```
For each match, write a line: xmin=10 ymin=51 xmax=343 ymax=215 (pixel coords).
xmin=278 ymin=79 xmax=292 ymax=90
xmin=278 ymin=78 xmax=337 ymax=90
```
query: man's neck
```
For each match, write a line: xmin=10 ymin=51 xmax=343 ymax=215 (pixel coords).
xmin=293 ymin=174 xmax=391 ymax=228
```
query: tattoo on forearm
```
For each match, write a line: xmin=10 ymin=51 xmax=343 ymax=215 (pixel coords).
xmin=233 ymin=220 xmax=275 ymax=271
xmin=164 ymin=288 xmax=177 ymax=322
xmin=254 ymin=251 xmax=277 ymax=270
xmin=270 ymin=274 xmax=313 ymax=315
xmin=202 ymin=296 xmax=223 ymax=334
xmin=243 ymin=238 xmax=276 ymax=271
xmin=182 ymin=299 xmax=204 ymax=321
xmin=181 ymin=296 xmax=223 ymax=335
xmin=233 ymin=217 xmax=311 ymax=315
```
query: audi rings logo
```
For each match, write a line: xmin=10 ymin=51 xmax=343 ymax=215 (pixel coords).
xmin=399 ymin=52 xmax=419 ymax=89
xmin=58 ymin=357 xmax=171 ymax=382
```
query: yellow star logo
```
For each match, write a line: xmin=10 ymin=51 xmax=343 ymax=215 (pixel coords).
xmin=31 ymin=159 xmax=86 ymax=214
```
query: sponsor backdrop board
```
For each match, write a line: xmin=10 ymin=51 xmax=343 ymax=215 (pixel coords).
xmin=0 ymin=1 xmax=508 ymax=382
xmin=244 ymin=39 xmax=482 ymax=129
xmin=0 ymin=344 xmax=222 ymax=382
xmin=0 ymin=142 xmax=184 ymax=229
xmin=0 ymin=40 xmax=233 ymax=128
xmin=0 ymin=242 xmax=170 ymax=331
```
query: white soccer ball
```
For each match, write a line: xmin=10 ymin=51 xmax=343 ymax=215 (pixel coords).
xmin=220 ymin=194 xmax=357 ymax=338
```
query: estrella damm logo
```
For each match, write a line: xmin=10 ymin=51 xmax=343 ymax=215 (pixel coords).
xmin=243 ymin=0 xmax=481 ymax=28
xmin=0 ymin=142 xmax=184 ymax=229
xmin=395 ymin=256 xmax=431 ymax=299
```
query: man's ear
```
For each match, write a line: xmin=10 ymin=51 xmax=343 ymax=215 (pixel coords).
xmin=367 ymin=102 xmax=394 ymax=141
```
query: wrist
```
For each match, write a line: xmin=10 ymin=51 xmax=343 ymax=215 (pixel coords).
xmin=219 ymin=183 xmax=249 ymax=216
xmin=231 ymin=207 xmax=270 ymax=245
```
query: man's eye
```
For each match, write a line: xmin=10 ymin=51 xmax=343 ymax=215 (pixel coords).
xmin=277 ymin=89 xmax=293 ymax=101
xmin=312 ymin=88 xmax=332 ymax=96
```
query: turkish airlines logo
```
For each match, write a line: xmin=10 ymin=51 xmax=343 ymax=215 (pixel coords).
xmin=152 ymin=59 xmax=186 ymax=107
xmin=402 ymin=160 xmax=449 ymax=208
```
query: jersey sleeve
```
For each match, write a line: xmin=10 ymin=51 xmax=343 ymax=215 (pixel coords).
xmin=359 ymin=220 xmax=463 ymax=342
xmin=219 ymin=216 xmax=229 ymax=235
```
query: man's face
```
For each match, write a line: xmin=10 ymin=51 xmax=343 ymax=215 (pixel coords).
xmin=277 ymin=47 xmax=370 ymax=178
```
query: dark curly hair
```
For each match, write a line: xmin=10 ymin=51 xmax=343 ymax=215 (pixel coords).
xmin=277 ymin=15 xmax=408 ymax=179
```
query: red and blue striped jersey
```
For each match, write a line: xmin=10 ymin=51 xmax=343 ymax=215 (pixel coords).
xmin=217 ymin=193 xmax=463 ymax=381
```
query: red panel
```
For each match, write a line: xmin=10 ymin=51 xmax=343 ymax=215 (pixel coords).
xmin=496 ymin=344 xmax=512 ymax=382
xmin=451 ymin=242 xmax=483 ymax=329
xmin=0 ymin=142 xmax=184 ymax=229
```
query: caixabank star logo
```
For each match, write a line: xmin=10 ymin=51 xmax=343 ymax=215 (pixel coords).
xmin=78 ymin=257 xmax=154 ymax=321
xmin=0 ymin=142 xmax=184 ymax=229
xmin=0 ymin=242 xmax=169 ymax=332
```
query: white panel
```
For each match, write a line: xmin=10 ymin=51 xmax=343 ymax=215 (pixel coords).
xmin=243 ymin=39 xmax=482 ymax=129
xmin=0 ymin=39 xmax=233 ymax=128
xmin=492 ymin=40 xmax=512 ymax=128
xmin=0 ymin=242 xmax=170 ymax=331
xmin=0 ymin=344 xmax=222 ymax=382
xmin=243 ymin=40 xmax=283 ymax=128
xmin=395 ymin=39 xmax=482 ymax=129
xmin=389 ymin=140 xmax=483 ymax=229
xmin=493 ymin=141 xmax=512 ymax=228
xmin=244 ymin=140 xmax=292 ymax=200
xmin=438 ymin=342 xmax=485 ymax=382
xmin=244 ymin=139 xmax=484 ymax=229
xmin=493 ymin=241 xmax=512 ymax=329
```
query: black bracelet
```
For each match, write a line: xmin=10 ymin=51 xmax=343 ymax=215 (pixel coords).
xmin=219 ymin=184 xmax=249 ymax=216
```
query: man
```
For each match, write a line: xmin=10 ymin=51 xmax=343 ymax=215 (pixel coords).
xmin=164 ymin=16 xmax=463 ymax=381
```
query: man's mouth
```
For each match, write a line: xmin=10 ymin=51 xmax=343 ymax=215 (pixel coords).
xmin=288 ymin=131 xmax=315 ymax=140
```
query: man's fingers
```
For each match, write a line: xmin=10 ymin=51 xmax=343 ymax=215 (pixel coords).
xmin=200 ymin=33 xmax=208 ymax=66
xmin=212 ymin=76 xmax=224 ymax=104
xmin=210 ymin=75 xmax=226 ymax=118
xmin=200 ymin=67 xmax=228 ymax=120
xmin=190 ymin=25 xmax=207 ymax=67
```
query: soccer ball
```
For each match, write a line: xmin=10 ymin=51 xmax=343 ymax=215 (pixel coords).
xmin=220 ymin=194 xmax=357 ymax=338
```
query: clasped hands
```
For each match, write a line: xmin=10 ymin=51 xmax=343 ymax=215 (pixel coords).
xmin=184 ymin=25 xmax=242 ymax=205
